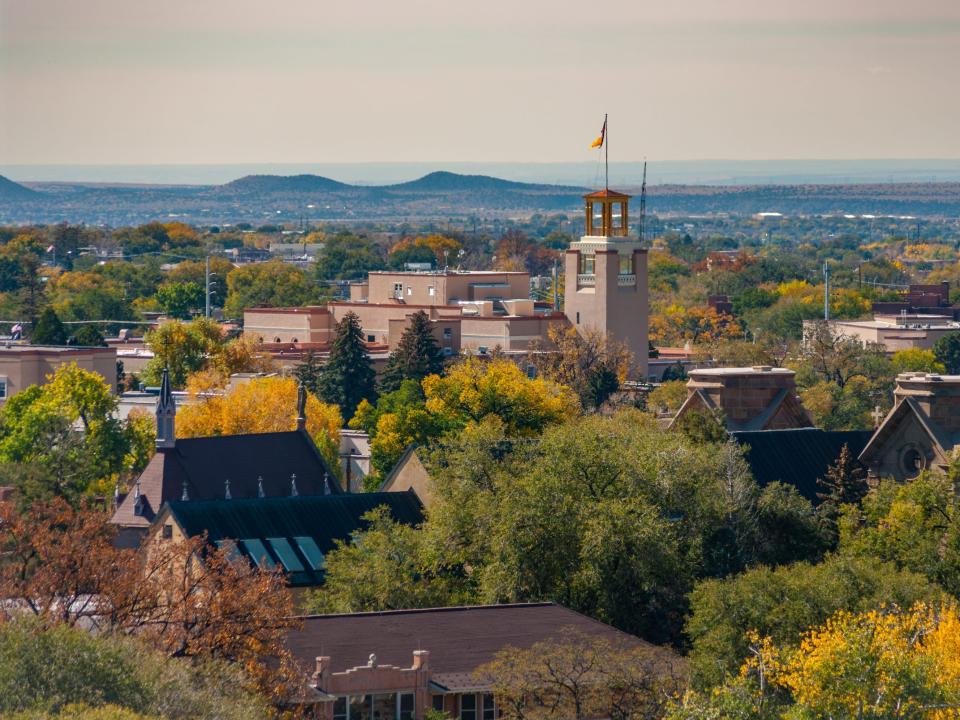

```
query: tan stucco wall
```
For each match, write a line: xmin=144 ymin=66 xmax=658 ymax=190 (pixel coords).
xmin=0 ymin=347 xmax=117 ymax=401
xmin=243 ymin=307 xmax=333 ymax=344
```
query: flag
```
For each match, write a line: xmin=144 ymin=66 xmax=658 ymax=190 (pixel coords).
xmin=590 ymin=117 xmax=606 ymax=149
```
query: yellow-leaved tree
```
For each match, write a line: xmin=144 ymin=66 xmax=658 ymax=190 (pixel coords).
xmin=422 ymin=356 xmax=579 ymax=436
xmin=177 ymin=375 xmax=342 ymax=476
xmin=742 ymin=603 xmax=960 ymax=719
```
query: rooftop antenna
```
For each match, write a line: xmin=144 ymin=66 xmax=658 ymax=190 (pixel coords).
xmin=639 ymin=159 xmax=648 ymax=243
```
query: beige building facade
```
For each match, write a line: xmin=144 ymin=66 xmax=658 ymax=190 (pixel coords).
xmin=0 ymin=345 xmax=117 ymax=401
xmin=807 ymin=316 xmax=960 ymax=354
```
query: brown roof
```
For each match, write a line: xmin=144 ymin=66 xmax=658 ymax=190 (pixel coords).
xmin=584 ymin=188 xmax=631 ymax=200
xmin=111 ymin=430 xmax=339 ymax=529
xmin=286 ymin=603 xmax=659 ymax=675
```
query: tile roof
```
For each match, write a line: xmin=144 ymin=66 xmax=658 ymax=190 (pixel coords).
xmin=584 ymin=189 xmax=631 ymax=200
xmin=732 ymin=428 xmax=874 ymax=503
xmin=161 ymin=491 xmax=424 ymax=586
xmin=286 ymin=603 xmax=660 ymax=675
xmin=111 ymin=430 xmax=339 ymax=529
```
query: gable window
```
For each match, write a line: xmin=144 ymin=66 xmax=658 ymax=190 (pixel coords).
xmin=162 ymin=524 xmax=173 ymax=540
xmin=460 ymin=694 xmax=477 ymax=720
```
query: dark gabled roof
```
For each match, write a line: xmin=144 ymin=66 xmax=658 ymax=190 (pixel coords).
xmin=732 ymin=428 xmax=874 ymax=504
xmin=286 ymin=603 xmax=665 ymax=676
xmin=111 ymin=430 xmax=339 ymax=529
xmin=161 ymin=491 xmax=424 ymax=587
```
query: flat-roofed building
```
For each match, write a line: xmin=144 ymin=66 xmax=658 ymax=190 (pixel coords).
xmin=0 ymin=344 xmax=117 ymax=402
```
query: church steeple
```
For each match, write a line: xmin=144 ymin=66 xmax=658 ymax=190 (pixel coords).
xmin=155 ymin=368 xmax=176 ymax=450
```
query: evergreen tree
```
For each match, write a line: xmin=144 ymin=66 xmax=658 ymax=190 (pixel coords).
xmin=317 ymin=311 xmax=376 ymax=419
xmin=293 ymin=350 xmax=324 ymax=396
xmin=68 ymin=324 xmax=106 ymax=347
xmin=816 ymin=443 xmax=868 ymax=546
xmin=30 ymin=307 xmax=67 ymax=345
xmin=379 ymin=310 xmax=444 ymax=393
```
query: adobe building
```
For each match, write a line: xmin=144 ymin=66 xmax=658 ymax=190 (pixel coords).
xmin=670 ymin=366 xmax=814 ymax=432
xmin=245 ymin=189 xmax=652 ymax=377
xmin=286 ymin=603 xmax=675 ymax=719
xmin=564 ymin=189 xmax=649 ymax=377
xmin=860 ymin=372 xmax=960 ymax=481
xmin=0 ymin=344 xmax=117 ymax=401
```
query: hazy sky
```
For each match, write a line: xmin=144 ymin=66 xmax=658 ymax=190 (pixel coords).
xmin=2 ymin=0 xmax=960 ymax=165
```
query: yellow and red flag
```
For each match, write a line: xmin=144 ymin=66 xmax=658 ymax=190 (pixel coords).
xmin=590 ymin=117 xmax=606 ymax=149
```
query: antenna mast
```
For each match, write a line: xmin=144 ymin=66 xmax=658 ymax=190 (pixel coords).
xmin=604 ymin=113 xmax=609 ymax=191
xmin=639 ymin=160 xmax=647 ymax=243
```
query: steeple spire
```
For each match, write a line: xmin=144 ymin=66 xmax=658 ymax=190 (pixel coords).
xmin=155 ymin=368 xmax=176 ymax=450
xmin=296 ymin=382 xmax=307 ymax=431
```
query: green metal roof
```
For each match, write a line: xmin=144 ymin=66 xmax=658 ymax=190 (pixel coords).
xmin=163 ymin=492 xmax=424 ymax=586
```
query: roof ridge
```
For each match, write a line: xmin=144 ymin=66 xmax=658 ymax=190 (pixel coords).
xmin=296 ymin=602 xmax=556 ymax=621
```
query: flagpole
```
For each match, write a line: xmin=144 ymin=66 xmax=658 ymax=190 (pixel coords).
xmin=604 ymin=113 xmax=609 ymax=191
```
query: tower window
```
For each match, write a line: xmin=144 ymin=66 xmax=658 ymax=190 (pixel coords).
xmin=578 ymin=254 xmax=595 ymax=275
xmin=619 ymin=253 xmax=633 ymax=275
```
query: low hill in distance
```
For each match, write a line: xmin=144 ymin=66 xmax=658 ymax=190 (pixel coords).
xmin=0 ymin=175 xmax=39 ymax=201
xmin=216 ymin=174 xmax=351 ymax=194
xmin=385 ymin=171 xmax=581 ymax=193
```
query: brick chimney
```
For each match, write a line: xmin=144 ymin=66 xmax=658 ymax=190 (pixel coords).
xmin=893 ymin=373 xmax=960 ymax=435
xmin=312 ymin=655 xmax=331 ymax=689
xmin=672 ymin=366 xmax=813 ymax=431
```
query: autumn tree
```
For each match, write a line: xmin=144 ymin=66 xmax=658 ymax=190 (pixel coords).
xmin=314 ymin=232 xmax=386 ymax=281
xmin=141 ymin=318 xmax=225 ymax=388
xmin=422 ymin=356 xmax=579 ymax=436
xmin=892 ymin=347 xmax=946 ymax=375
xmin=388 ymin=234 xmax=462 ymax=269
xmin=379 ymin=310 xmax=444 ymax=394
xmin=529 ymin=325 xmax=633 ymax=410
xmin=0 ymin=498 xmax=300 ymax=701
xmin=177 ymin=375 xmax=342 ymax=472
xmin=317 ymin=311 xmax=376 ymax=419
xmin=475 ymin=627 xmax=683 ymax=720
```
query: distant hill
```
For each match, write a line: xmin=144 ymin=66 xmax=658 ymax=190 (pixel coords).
xmin=387 ymin=171 xmax=578 ymax=193
xmin=0 ymin=175 xmax=39 ymax=201
xmin=216 ymin=174 xmax=350 ymax=194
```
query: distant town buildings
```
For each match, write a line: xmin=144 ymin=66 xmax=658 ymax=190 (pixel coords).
xmin=0 ymin=344 xmax=117 ymax=402
xmin=246 ymin=189 xmax=651 ymax=377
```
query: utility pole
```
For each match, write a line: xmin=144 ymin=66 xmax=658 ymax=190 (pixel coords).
xmin=823 ymin=261 xmax=830 ymax=321
xmin=552 ymin=259 xmax=559 ymax=311
xmin=205 ymin=255 xmax=211 ymax=318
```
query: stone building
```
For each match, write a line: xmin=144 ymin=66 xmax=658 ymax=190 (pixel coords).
xmin=670 ymin=366 xmax=813 ymax=432
xmin=859 ymin=373 xmax=960 ymax=481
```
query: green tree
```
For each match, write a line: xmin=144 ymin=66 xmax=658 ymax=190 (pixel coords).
xmin=68 ymin=325 xmax=106 ymax=347
xmin=0 ymin=364 xmax=143 ymax=502
xmin=317 ymin=311 xmax=376 ymax=419
xmin=155 ymin=281 xmax=203 ymax=320
xmin=934 ymin=331 xmax=960 ymax=374
xmin=0 ymin=620 xmax=268 ymax=719
xmin=379 ymin=310 xmax=444 ymax=394
xmin=223 ymin=260 xmax=318 ymax=318
xmin=891 ymin=347 xmax=946 ymax=374
xmin=314 ymin=232 xmax=385 ymax=281
xmin=305 ymin=507 xmax=467 ymax=613
xmin=31 ymin=307 xmax=67 ymax=345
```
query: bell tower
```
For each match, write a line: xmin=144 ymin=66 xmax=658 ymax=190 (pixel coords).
xmin=564 ymin=189 xmax=649 ymax=377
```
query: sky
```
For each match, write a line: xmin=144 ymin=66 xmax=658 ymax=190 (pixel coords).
xmin=2 ymin=0 xmax=960 ymax=166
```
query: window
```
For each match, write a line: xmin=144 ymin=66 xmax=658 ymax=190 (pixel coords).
xmin=443 ymin=328 xmax=452 ymax=339
xmin=398 ymin=693 xmax=415 ymax=720
xmin=429 ymin=287 xmax=435 ymax=296
xmin=394 ymin=282 xmax=403 ymax=297
xmin=433 ymin=696 xmax=446 ymax=712
xmin=0 ymin=377 xmax=7 ymax=399
xmin=460 ymin=694 xmax=477 ymax=720
xmin=367 ymin=335 xmax=376 ymax=343
xmin=240 ymin=539 xmax=276 ymax=569
xmin=576 ymin=311 xmax=580 ymax=324
xmin=406 ymin=286 xmax=413 ymax=296
xmin=619 ymin=253 xmax=633 ymax=275
xmin=162 ymin=524 xmax=173 ymax=540
xmin=482 ymin=694 xmax=495 ymax=720
xmin=578 ymin=253 xmax=595 ymax=275
xmin=333 ymin=697 xmax=348 ymax=720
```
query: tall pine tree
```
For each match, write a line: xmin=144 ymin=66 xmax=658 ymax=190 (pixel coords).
xmin=317 ymin=311 xmax=376 ymax=419
xmin=379 ymin=310 xmax=445 ymax=393
xmin=31 ymin=307 xmax=67 ymax=345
